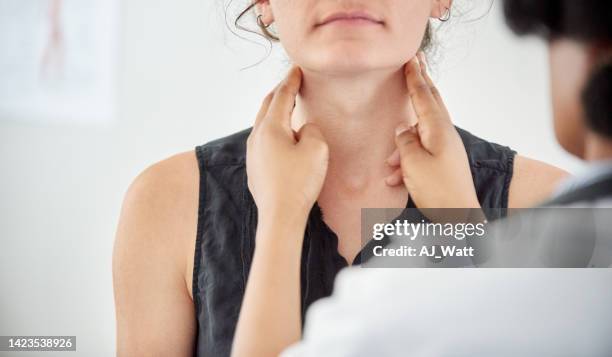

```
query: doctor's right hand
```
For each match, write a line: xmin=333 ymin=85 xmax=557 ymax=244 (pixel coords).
xmin=246 ymin=66 xmax=329 ymax=223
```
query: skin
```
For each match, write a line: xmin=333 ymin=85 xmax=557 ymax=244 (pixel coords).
xmin=549 ymin=39 xmax=590 ymax=157
xmin=113 ymin=0 xmax=571 ymax=356
xmin=233 ymin=55 xmax=485 ymax=357
xmin=549 ymin=38 xmax=612 ymax=161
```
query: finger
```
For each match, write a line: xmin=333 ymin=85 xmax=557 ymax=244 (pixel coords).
xmin=253 ymin=90 xmax=275 ymax=130
xmin=385 ymin=168 xmax=403 ymax=187
xmin=404 ymin=56 xmax=441 ymax=124
xmin=386 ymin=148 xmax=400 ymax=167
xmin=395 ymin=123 xmax=429 ymax=158
xmin=266 ymin=66 xmax=302 ymax=132
xmin=295 ymin=123 xmax=325 ymax=144
xmin=417 ymin=52 xmax=450 ymax=118
xmin=296 ymin=123 xmax=327 ymax=150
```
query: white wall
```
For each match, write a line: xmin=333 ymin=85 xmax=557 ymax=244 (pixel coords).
xmin=0 ymin=1 xmax=581 ymax=356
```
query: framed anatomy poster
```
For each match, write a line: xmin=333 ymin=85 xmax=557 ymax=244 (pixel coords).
xmin=0 ymin=0 xmax=120 ymax=124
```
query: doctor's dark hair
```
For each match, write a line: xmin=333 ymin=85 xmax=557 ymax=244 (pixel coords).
xmin=503 ymin=0 xmax=612 ymax=137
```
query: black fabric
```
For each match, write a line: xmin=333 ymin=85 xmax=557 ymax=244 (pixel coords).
xmin=192 ymin=126 xmax=517 ymax=357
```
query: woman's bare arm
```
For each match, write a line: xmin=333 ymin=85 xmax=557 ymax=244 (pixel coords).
xmin=508 ymin=155 xmax=570 ymax=208
xmin=113 ymin=151 xmax=199 ymax=357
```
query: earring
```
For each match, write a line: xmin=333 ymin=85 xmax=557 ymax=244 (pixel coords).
xmin=257 ymin=14 xmax=271 ymax=29
xmin=438 ymin=7 xmax=451 ymax=22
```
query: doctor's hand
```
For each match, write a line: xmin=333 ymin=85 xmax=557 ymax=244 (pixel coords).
xmin=246 ymin=66 xmax=329 ymax=221
xmin=385 ymin=53 xmax=480 ymax=209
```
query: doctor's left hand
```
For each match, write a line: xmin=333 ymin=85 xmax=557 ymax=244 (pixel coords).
xmin=385 ymin=53 xmax=480 ymax=209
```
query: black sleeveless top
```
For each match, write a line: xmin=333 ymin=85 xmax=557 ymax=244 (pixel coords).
xmin=192 ymin=126 xmax=516 ymax=357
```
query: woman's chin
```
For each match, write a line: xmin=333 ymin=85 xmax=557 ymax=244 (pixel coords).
xmin=288 ymin=42 xmax=410 ymax=75
xmin=299 ymin=52 xmax=397 ymax=75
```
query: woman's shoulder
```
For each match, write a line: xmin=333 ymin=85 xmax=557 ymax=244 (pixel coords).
xmin=115 ymin=127 xmax=255 ymax=298
xmin=455 ymin=126 xmax=517 ymax=171
xmin=509 ymin=155 xmax=570 ymax=208
xmin=120 ymin=126 xmax=255 ymax=249
xmin=115 ymin=150 xmax=200 ymax=298
xmin=124 ymin=151 xmax=200 ymax=222
xmin=196 ymin=127 xmax=253 ymax=167
xmin=455 ymin=127 xmax=569 ymax=207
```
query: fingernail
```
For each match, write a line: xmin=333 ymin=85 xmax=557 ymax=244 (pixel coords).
xmin=386 ymin=149 xmax=399 ymax=163
xmin=395 ymin=123 xmax=410 ymax=136
xmin=418 ymin=52 xmax=428 ymax=70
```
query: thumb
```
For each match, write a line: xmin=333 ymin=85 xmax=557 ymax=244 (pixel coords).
xmin=296 ymin=123 xmax=328 ymax=153
xmin=395 ymin=123 xmax=426 ymax=160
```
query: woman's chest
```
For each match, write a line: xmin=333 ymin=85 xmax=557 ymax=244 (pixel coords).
xmin=317 ymin=185 xmax=409 ymax=264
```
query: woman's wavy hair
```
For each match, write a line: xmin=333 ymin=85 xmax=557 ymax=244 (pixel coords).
xmin=503 ymin=0 xmax=612 ymax=137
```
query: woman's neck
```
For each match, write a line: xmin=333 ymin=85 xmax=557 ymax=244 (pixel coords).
xmin=291 ymin=66 xmax=415 ymax=193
